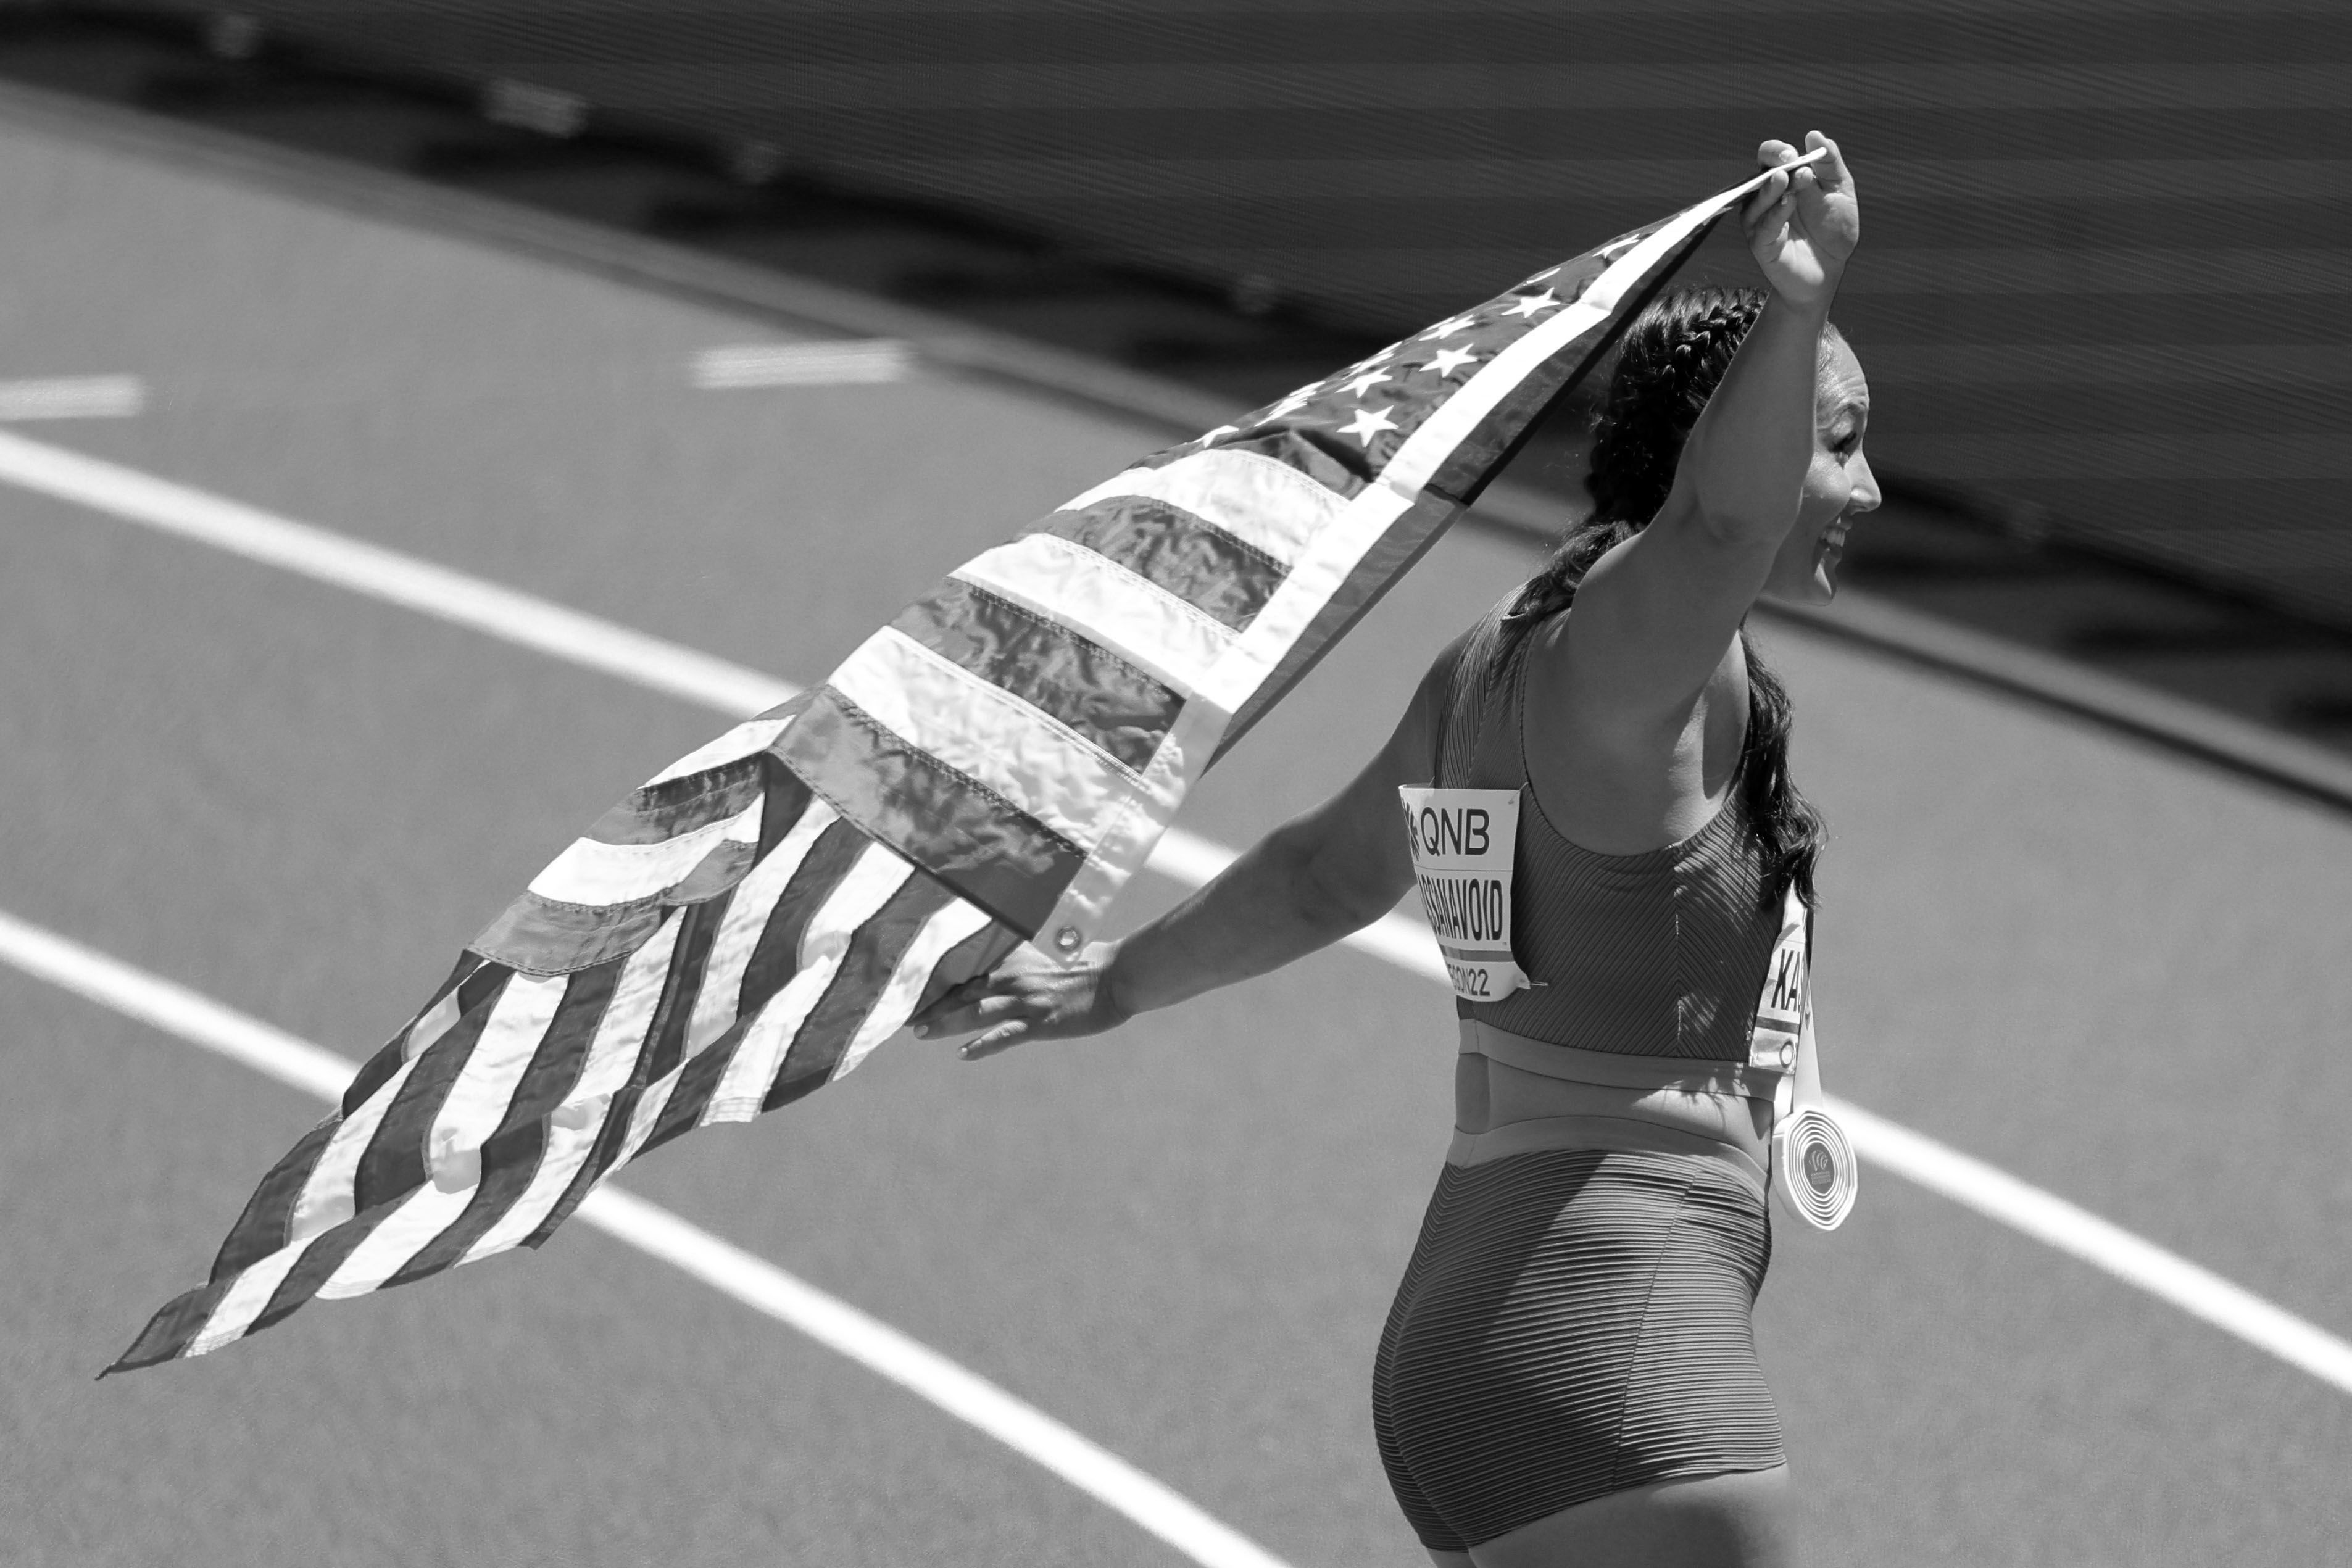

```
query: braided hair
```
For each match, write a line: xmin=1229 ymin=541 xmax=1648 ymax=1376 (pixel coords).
xmin=1502 ymin=284 xmax=1826 ymax=908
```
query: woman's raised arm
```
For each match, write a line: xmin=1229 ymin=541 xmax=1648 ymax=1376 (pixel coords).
xmin=1548 ymin=133 xmax=1859 ymax=750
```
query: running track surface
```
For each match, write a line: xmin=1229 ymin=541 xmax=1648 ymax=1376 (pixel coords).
xmin=4 ymin=101 xmax=2349 ymax=1566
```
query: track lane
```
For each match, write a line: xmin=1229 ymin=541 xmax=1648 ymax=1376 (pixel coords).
xmin=1 ymin=979 xmax=1158 ymax=1568
xmin=0 ymin=471 xmax=1457 ymax=1566
xmin=13 ymin=421 xmax=2347 ymax=1400
xmin=2 ymin=908 xmax=1292 ymax=1568
xmin=5 ymin=104 xmax=2350 ymax=1566
xmin=12 ymin=441 xmax=2351 ymax=1566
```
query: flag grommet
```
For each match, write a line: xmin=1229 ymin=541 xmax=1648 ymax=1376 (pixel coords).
xmin=1054 ymin=925 xmax=1082 ymax=953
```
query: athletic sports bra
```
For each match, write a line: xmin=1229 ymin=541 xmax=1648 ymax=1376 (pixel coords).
xmin=1426 ymin=603 xmax=1783 ymax=1061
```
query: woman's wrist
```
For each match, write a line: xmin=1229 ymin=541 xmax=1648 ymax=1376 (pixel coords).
xmin=1094 ymin=937 xmax=1143 ymax=1026
xmin=1764 ymin=285 xmax=1837 ymax=323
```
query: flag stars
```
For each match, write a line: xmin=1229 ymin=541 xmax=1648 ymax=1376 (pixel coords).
xmin=1425 ymin=346 xmax=1479 ymax=378
xmin=1503 ymin=289 xmax=1561 ymax=318
xmin=1337 ymin=368 xmax=1393 ymax=398
xmin=1338 ymin=405 xmax=1399 ymax=444
xmin=1420 ymin=313 xmax=1477 ymax=341
xmin=1265 ymin=386 xmax=1320 ymax=420
xmin=1195 ymin=425 xmax=1241 ymax=445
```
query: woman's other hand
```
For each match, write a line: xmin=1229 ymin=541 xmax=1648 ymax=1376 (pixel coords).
xmin=1741 ymin=131 xmax=1858 ymax=310
xmin=912 ymin=940 xmax=1132 ymax=1060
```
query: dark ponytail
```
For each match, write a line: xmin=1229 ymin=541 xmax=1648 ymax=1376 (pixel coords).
xmin=1502 ymin=284 xmax=1825 ymax=907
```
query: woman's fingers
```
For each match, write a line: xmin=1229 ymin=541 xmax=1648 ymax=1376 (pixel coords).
xmin=959 ymin=1022 xmax=1029 ymax=1061
xmin=908 ymin=971 xmax=992 ymax=1029
xmin=1804 ymin=130 xmax=1853 ymax=193
xmin=1788 ymin=131 xmax=1860 ymax=259
xmin=1790 ymin=132 xmax=1855 ymax=216
xmin=1740 ymin=170 xmax=1791 ymax=230
xmin=912 ymin=986 xmax=1024 ymax=1039
xmin=1740 ymin=130 xmax=1857 ymax=301
xmin=1741 ymin=137 xmax=1808 ymax=226
xmin=931 ymin=935 xmax=1124 ymax=1057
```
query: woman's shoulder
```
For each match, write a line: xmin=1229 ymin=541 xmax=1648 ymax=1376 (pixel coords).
xmin=1415 ymin=591 xmax=1519 ymax=699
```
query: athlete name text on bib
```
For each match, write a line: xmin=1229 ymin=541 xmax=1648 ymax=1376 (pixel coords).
xmin=1398 ymin=786 xmax=1533 ymax=1002
xmin=1746 ymin=886 xmax=1808 ymax=1072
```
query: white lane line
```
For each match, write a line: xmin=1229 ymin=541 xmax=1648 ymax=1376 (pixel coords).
xmin=1828 ymin=1099 xmax=2352 ymax=1395
xmin=0 ymin=375 xmax=145 ymax=420
xmin=0 ymin=908 xmax=1292 ymax=1568
xmin=8 ymin=429 xmax=2348 ymax=1399
xmin=692 ymin=341 xmax=917 ymax=388
xmin=0 ymin=430 xmax=791 ymax=718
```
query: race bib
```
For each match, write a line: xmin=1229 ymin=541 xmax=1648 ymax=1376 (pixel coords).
xmin=1398 ymin=787 xmax=1532 ymax=1003
xmin=1747 ymin=886 xmax=1808 ymax=1071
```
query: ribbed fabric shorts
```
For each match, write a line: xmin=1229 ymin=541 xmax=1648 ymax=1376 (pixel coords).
xmin=1371 ymin=1147 xmax=1783 ymax=1552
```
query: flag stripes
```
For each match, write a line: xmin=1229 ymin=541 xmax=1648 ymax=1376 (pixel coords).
xmin=779 ymin=693 xmax=1086 ymax=935
xmin=386 ymin=964 xmax=620 ymax=1286
xmin=1059 ymin=447 xmax=1345 ymax=568
xmin=501 ymin=911 xmax=686 ymax=1255
xmin=342 ymin=956 xmax=483 ymax=1114
xmin=638 ymin=897 xmax=727 ymax=1088
xmin=111 ymin=725 xmax=1015 ymax=1371
xmin=833 ymin=893 xmax=1002 ymax=1084
xmin=120 ymin=167 xmax=1790 ymax=1371
xmin=209 ymin=1116 xmax=339 ymax=1279
xmin=190 ymin=1233 xmax=303 ymax=1356
xmin=526 ymin=800 xmax=762 ymax=905
xmin=889 ymin=579 xmax=1182 ymax=774
xmin=1031 ymin=499 xmax=1290 ymax=630
xmin=326 ymin=1182 xmax=478 ymax=1300
xmin=310 ymin=1053 xmax=429 ymax=1235
xmin=763 ymin=856 xmax=951 ymax=1105
xmin=734 ymin=811 xmax=865 ymax=1017
xmin=389 ymin=974 xmax=570 ymax=1206
xmin=831 ymin=627 xmax=1150 ymax=850
xmin=952 ymin=533 xmax=1237 ymax=692
xmin=681 ymin=813 xmax=818 ymax=1055
xmin=785 ymin=173 xmax=1773 ymax=956
xmin=644 ymin=713 xmax=801 ymax=789
xmin=1211 ymin=484 xmax=1427 ymax=762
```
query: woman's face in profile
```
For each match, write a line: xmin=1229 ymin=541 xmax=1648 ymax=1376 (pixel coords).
xmin=1761 ymin=332 xmax=1879 ymax=606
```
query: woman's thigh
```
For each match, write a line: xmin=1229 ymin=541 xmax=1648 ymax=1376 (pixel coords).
xmin=1466 ymin=1465 xmax=1796 ymax=1568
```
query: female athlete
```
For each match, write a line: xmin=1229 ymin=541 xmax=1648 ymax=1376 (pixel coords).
xmin=916 ymin=132 xmax=1875 ymax=1568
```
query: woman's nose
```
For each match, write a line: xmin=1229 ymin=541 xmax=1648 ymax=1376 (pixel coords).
xmin=1850 ymin=454 xmax=1882 ymax=513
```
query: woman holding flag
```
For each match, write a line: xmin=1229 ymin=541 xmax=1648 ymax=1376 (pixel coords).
xmin=921 ymin=132 xmax=1874 ymax=1567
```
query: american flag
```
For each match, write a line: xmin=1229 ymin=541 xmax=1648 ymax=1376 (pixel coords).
xmin=110 ymin=168 xmax=1783 ymax=1372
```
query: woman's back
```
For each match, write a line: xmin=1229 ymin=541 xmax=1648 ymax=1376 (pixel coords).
xmin=1429 ymin=607 xmax=1782 ymax=1062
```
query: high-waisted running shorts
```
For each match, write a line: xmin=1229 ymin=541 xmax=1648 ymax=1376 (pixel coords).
xmin=1371 ymin=1147 xmax=1782 ymax=1552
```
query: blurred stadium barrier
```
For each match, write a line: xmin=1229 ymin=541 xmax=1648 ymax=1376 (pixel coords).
xmin=74 ymin=1 xmax=2352 ymax=634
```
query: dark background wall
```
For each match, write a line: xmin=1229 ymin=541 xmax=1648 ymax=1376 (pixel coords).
xmin=101 ymin=1 xmax=2352 ymax=633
